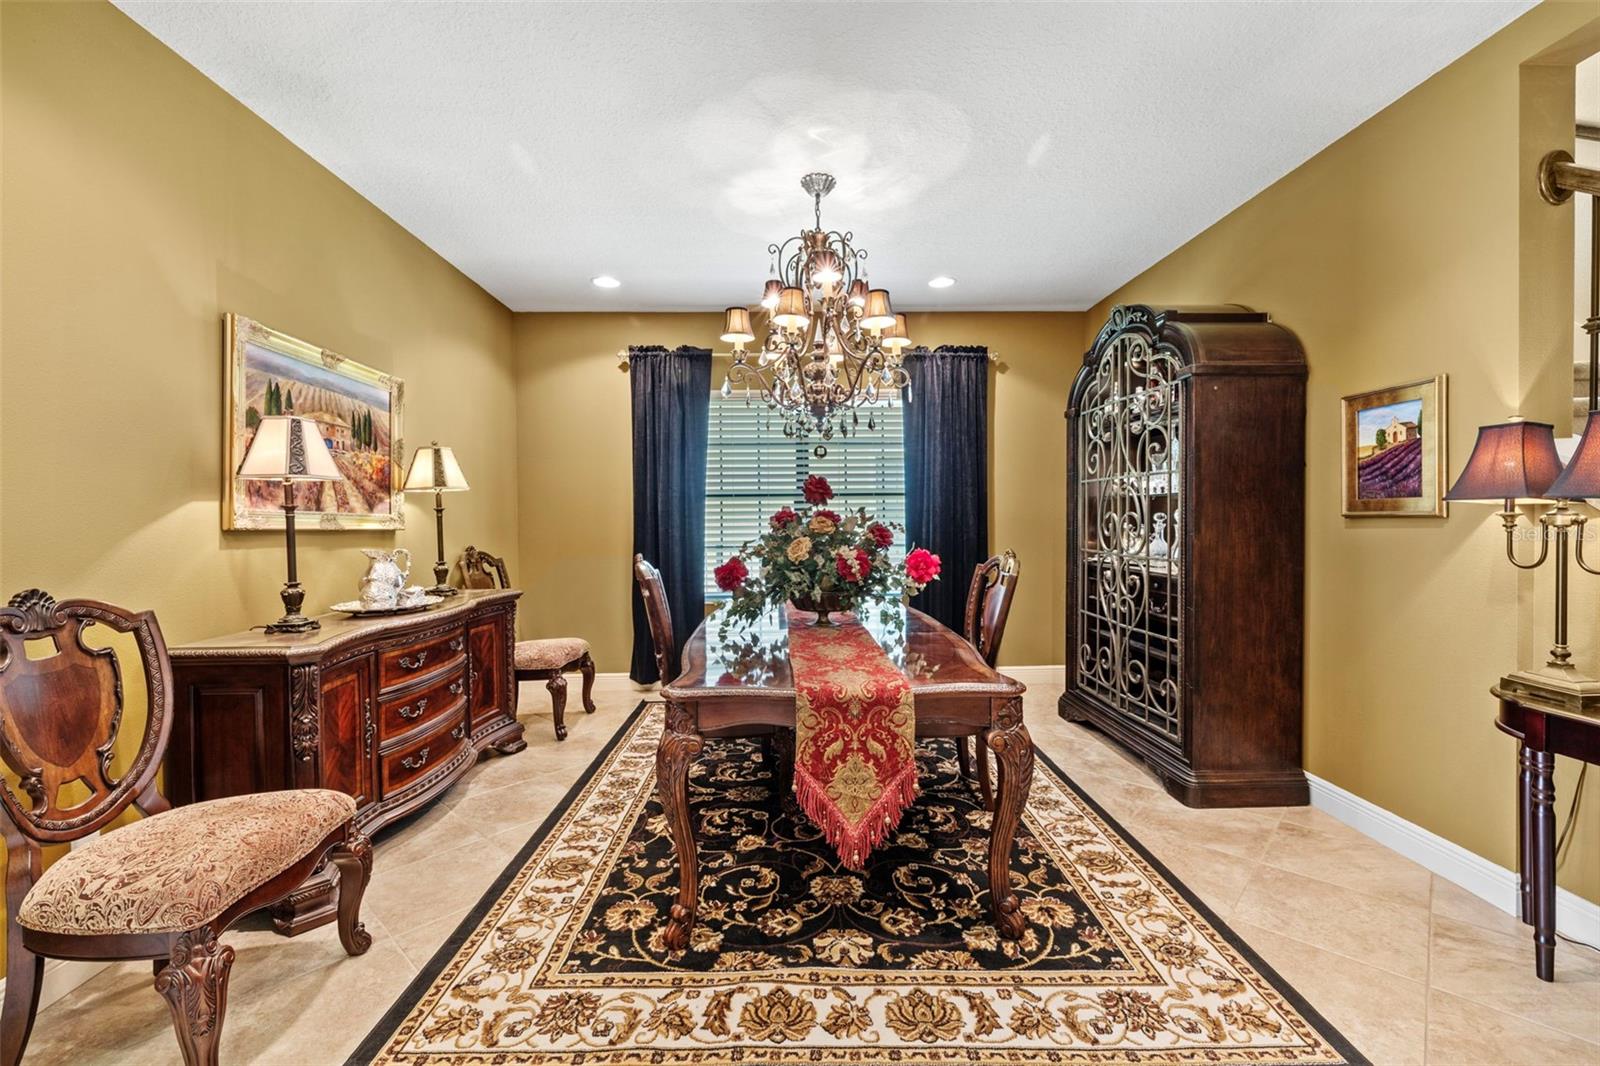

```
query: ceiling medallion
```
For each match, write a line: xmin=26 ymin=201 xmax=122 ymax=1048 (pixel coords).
xmin=719 ymin=172 xmax=912 ymax=457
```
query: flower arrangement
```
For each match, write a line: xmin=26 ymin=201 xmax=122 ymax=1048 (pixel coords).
xmin=716 ymin=474 xmax=941 ymax=628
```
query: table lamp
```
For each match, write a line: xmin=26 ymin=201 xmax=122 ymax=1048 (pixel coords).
xmin=1447 ymin=417 xmax=1600 ymax=712
xmin=403 ymin=442 xmax=470 ymax=596
xmin=237 ymin=415 xmax=343 ymax=633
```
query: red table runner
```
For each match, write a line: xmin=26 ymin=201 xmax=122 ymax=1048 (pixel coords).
xmin=786 ymin=604 xmax=917 ymax=869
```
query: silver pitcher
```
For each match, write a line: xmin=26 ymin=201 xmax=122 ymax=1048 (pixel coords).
xmin=358 ymin=548 xmax=411 ymax=609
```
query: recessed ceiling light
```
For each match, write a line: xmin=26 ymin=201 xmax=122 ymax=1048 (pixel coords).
xmin=591 ymin=275 xmax=621 ymax=289
xmin=928 ymin=276 xmax=956 ymax=289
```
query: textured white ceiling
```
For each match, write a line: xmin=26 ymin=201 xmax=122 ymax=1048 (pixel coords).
xmin=115 ymin=1 xmax=1534 ymax=311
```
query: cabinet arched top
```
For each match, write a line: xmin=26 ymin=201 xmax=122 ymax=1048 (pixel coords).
xmin=1071 ymin=304 xmax=1307 ymax=414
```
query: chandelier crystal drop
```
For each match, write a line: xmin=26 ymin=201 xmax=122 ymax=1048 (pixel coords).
xmin=719 ymin=172 xmax=911 ymax=457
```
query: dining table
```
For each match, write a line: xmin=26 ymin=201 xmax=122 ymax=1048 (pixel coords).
xmin=656 ymin=602 xmax=1032 ymax=952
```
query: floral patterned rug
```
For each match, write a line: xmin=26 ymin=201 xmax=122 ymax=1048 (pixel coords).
xmin=351 ymin=702 xmax=1363 ymax=1065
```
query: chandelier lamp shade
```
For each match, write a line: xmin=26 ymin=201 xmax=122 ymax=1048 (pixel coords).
xmin=403 ymin=441 xmax=471 ymax=597
xmin=236 ymin=415 xmax=343 ymax=634
xmin=718 ymin=172 xmax=913 ymax=456
xmin=1447 ymin=416 xmax=1600 ymax=709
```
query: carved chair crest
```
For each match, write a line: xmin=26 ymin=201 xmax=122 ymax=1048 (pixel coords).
xmin=0 ymin=590 xmax=172 ymax=844
xmin=461 ymin=545 xmax=510 ymax=591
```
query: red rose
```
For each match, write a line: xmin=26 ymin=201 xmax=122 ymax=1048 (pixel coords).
xmin=867 ymin=523 xmax=893 ymax=549
xmin=835 ymin=547 xmax=871 ymax=583
xmin=814 ymin=508 xmax=841 ymax=525
xmin=714 ymin=556 xmax=749 ymax=593
xmin=770 ymin=506 xmax=797 ymax=527
xmin=802 ymin=475 xmax=834 ymax=504
xmin=905 ymin=547 xmax=942 ymax=585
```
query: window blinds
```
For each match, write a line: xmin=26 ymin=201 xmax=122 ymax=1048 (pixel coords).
xmin=704 ymin=392 xmax=906 ymax=598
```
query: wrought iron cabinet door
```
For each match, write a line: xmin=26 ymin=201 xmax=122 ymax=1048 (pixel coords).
xmin=1060 ymin=305 xmax=1309 ymax=808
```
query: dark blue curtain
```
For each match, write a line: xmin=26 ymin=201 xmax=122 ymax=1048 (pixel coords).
xmin=903 ymin=346 xmax=989 ymax=632
xmin=630 ymin=345 xmax=712 ymax=683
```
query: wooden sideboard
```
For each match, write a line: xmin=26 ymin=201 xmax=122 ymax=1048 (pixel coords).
xmin=167 ymin=588 xmax=525 ymax=934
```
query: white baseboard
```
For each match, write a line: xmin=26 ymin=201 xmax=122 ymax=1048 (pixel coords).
xmin=1307 ymin=773 xmax=1600 ymax=944
xmin=998 ymin=665 xmax=1064 ymax=688
xmin=0 ymin=957 xmax=109 ymax=1013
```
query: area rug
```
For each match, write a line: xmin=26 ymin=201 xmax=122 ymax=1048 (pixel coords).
xmin=350 ymin=702 xmax=1364 ymax=1065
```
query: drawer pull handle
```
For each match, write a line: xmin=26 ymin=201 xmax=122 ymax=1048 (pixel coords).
xmin=401 ymin=748 xmax=431 ymax=771
xmin=398 ymin=651 xmax=428 ymax=670
xmin=398 ymin=698 xmax=429 ymax=720
xmin=451 ymin=724 xmax=465 ymax=740
xmin=449 ymin=637 xmax=465 ymax=653
xmin=448 ymin=680 xmax=463 ymax=697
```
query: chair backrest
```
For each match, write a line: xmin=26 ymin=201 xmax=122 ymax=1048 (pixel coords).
xmin=962 ymin=551 xmax=1020 ymax=668
xmin=633 ymin=554 xmax=677 ymax=683
xmin=461 ymin=545 xmax=510 ymax=591
xmin=0 ymin=590 xmax=172 ymax=848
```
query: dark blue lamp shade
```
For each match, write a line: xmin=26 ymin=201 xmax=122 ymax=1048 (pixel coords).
xmin=1444 ymin=420 xmax=1563 ymax=501
xmin=1547 ymin=411 xmax=1600 ymax=499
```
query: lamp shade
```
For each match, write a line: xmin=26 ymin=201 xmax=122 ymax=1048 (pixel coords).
xmin=237 ymin=415 xmax=341 ymax=481
xmin=760 ymin=279 xmax=783 ymax=310
xmin=1548 ymin=410 xmax=1600 ymax=498
xmin=809 ymin=249 xmax=843 ymax=287
xmin=847 ymin=279 xmax=868 ymax=308
xmin=773 ymin=287 xmax=809 ymax=329
xmin=882 ymin=313 xmax=912 ymax=351
xmin=403 ymin=441 xmax=470 ymax=492
xmin=721 ymin=306 xmax=755 ymax=344
xmin=1444 ymin=420 xmax=1563 ymax=501
xmin=861 ymin=289 xmax=895 ymax=330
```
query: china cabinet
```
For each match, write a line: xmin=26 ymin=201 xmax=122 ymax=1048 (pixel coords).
xmin=1060 ymin=305 xmax=1308 ymax=807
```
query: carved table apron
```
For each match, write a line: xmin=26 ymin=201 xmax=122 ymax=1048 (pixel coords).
xmin=658 ymin=605 xmax=1032 ymax=952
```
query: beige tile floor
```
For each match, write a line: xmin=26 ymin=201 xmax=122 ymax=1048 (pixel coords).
xmin=20 ymin=678 xmax=1600 ymax=1065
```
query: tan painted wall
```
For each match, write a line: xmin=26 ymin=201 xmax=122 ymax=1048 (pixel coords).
xmin=0 ymin=0 xmax=520 ymax=644
xmin=512 ymin=312 xmax=1083 ymax=671
xmin=1086 ymin=4 xmax=1600 ymax=903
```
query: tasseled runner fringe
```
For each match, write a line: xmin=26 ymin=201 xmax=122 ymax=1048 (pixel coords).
xmin=792 ymin=761 xmax=919 ymax=871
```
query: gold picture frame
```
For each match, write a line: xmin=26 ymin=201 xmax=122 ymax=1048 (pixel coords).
xmin=224 ymin=314 xmax=406 ymax=530
xmin=1340 ymin=375 xmax=1447 ymax=517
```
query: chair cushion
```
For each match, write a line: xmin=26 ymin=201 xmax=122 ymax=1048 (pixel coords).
xmin=18 ymin=789 xmax=356 ymax=936
xmin=514 ymin=637 xmax=589 ymax=672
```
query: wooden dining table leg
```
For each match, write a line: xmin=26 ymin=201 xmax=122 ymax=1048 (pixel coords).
xmin=986 ymin=696 xmax=1034 ymax=940
xmin=657 ymin=700 xmax=704 ymax=952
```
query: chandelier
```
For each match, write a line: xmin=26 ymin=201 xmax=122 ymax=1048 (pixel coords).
xmin=719 ymin=172 xmax=912 ymax=457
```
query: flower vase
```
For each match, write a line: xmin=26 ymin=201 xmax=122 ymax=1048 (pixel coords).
xmin=791 ymin=594 xmax=846 ymax=626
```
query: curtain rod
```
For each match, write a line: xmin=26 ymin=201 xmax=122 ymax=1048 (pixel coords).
xmin=617 ymin=348 xmax=1001 ymax=370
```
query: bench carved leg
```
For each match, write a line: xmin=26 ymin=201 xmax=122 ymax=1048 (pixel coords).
xmin=331 ymin=831 xmax=374 ymax=956
xmin=548 ymin=673 xmax=569 ymax=741
xmin=579 ymin=652 xmax=597 ymax=713
xmin=155 ymin=927 xmax=234 ymax=1066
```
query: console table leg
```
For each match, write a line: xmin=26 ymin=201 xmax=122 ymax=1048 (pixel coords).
xmin=657 ymin=701 xmax=703 ymax=953
xmin=987 ymin=698 xmax=1033 ymax=941
xmin=1530 ymin=750 xmax=1557 ymax=982
xmin=1518 ymin=744 xmax=1534 ymax=926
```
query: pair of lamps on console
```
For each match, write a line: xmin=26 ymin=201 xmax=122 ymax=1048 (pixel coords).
xmin=235 ymin=415 xmax=470 ymax=634
xmin=1447 ymin=412 xmax=1600 ymax=710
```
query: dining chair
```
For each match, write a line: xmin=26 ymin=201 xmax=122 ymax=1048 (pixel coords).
xmin=954 ymin=551 xmax=1021 ymax=810
xmin=633 ymin=556 xmax=790 ymax=786
xmin=0 ymin=590 xmax=371 ymax=1066
xmin=462 ymin=546 xmax=596 ymax=741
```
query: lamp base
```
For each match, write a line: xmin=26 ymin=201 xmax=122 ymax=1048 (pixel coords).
xmin=426 ymin=584 xmax=460 ymax=598
xmin=1494 ymin=667 xmax=1600 ymax=721
xmin=265 ymin=613 xmax=320 ymax=635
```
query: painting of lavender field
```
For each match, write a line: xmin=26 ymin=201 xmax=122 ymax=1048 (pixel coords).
xmin=1355 ymin=398 xmax=1423 ymax=498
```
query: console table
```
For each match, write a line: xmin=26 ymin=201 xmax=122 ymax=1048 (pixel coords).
xmin=167 ymin=588 xmax=525 ymax=935
xmin=1492 ymin=682 xmax=1600 ymax=981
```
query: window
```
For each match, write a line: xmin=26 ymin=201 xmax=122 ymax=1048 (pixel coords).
xmin=704 ymin=393 xmax=905 ymax=599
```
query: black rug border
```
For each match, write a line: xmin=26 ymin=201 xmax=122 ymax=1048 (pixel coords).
xmin=348 ymin=701 xmax=1368 ymax=1066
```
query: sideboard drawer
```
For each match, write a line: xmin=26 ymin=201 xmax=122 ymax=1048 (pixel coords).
xmin=380 ymin=709 xmax=468 ymax=795
xmin=378 ymin=630 xmax=467 ymax=691
xmin=377 ymin=666 xmax=466 ymax=742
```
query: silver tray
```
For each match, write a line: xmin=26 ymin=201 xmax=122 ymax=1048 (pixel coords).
xmin=328 ymin=596 xmax=445 ymax=618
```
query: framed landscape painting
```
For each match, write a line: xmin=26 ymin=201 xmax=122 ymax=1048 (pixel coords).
xmin=224 ymin=314 xmax=406 ymax=530
xmin=1340 ymin=375 xmax=1447 ymax=517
